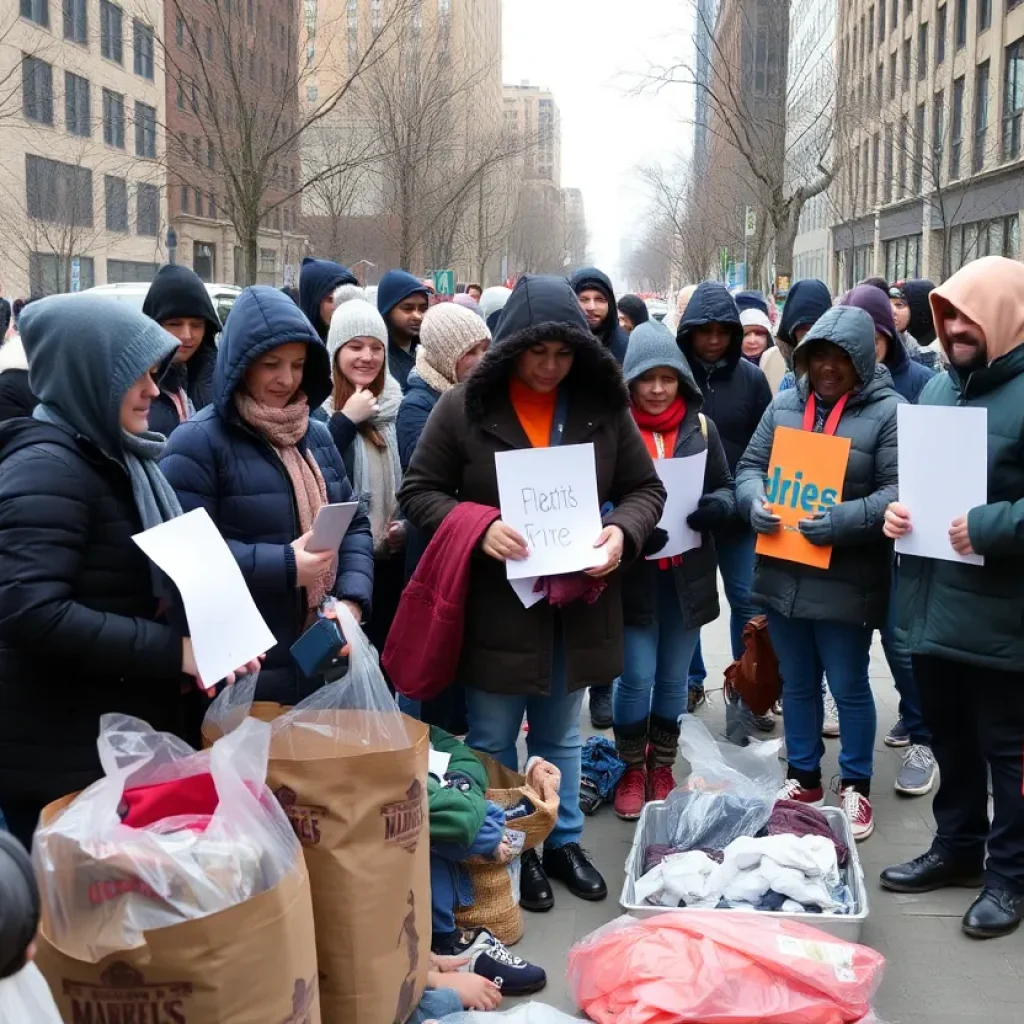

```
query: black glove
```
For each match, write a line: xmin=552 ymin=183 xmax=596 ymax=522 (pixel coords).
xmin=641 ymin=527 xmax=670 ymax=557
xmin=686 ymin=496 xmax=730 ymax=532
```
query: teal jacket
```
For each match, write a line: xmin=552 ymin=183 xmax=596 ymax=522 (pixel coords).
xmin=897 ymin=344 xmax=1024 ymax=670
xmin=426 ymin=726 xmax=488 ymax=847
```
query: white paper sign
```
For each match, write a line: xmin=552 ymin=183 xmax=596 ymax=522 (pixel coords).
xmin=428 ymin=748 xmax=451 ymax=779
xmin=646 ymin=452 xmax=708 ymax=560
xmin=134 ymin=508 xmax=277 ymax=684
xmin=510 ymin=577 xmax=544 ymax=609
xmin=495 ymin=443 xmax=606 ymax=580
xmin=895 ymin=404 xmax=987 ymax=566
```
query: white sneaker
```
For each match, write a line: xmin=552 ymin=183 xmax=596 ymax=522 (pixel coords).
xmin=841 ymin=786 xmax=874 ymax=841
xmin=822 ymin=692 xmax=840 ymax=738
xmin=777 ymin=777 xmax=825 ymax=807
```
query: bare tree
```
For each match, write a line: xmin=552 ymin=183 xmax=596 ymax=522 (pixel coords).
xmin=507 ymin=181 xmax=566 ymax=275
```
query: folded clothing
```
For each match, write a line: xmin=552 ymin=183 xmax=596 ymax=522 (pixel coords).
xmin=663 ymin=788 xmax=770 ymax=851
xmin=760 ymin=799 xmax=849 ymax=866
xmin=644 ymin=844 xmax=724 ymax=873
xmin=580 ymin=737 xmax=626 ymax=801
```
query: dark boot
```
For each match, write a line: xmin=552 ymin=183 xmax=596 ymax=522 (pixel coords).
xmin=612 ymin=718 xmax=648 ymax=821
xmin=589 ymin=685 xmax=612 ymax=729
xmin=647 ymin=714 xmax=681 ymax=802
xmin=962 ymin=887 xmax=1024 ymax=939
xmin=519 ymin=849 xmax=554 ymax=912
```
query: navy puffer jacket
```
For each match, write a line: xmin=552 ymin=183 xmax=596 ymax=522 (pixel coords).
xmin=161 ymin=287 xmax=374 ymax=704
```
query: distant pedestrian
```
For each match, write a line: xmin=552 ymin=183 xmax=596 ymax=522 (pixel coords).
xmin=617 ymin=294 xmax=649 ymax=336
xmin=466 ymin=283 xmax=483 ymax=303
xmin=298 ymin=256 xmax=358 ymax=341
xmin=570 ymin=267 xmax=629 ymax=364
xmin=890 ymin=279 xmax=942 ymax=369
xmin=740 ymin=308 xmax=774 ymax=365
xmin=377 ymin=270 xmax=430 ymax=391
xmin=479 ymin=285 xmax=512 ymax=334
xmin=769 ymin=278 xmax=832 ymax=395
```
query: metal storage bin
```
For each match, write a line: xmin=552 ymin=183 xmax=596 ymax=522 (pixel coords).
xmin=620 ymin=800 xmax=869 ymax=942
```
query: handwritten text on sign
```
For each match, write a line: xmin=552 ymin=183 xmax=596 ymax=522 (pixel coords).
xmin=495 ymin=443 xmax=606 ymax=580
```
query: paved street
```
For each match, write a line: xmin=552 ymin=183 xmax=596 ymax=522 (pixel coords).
xmin=508 ymin=604 xmax=1024 ymax=1023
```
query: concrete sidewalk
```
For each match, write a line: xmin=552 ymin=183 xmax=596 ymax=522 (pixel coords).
xmin=505 ymin=612 xmax=1023 ymax=1023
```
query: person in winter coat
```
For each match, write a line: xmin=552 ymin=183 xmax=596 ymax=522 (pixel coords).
xmin=478 ymin=285 xmax=512 ymax=335
xmin=399 ymin=274 xmax=666 ymax=910
xmin=736 ymin=305 xmax=903 ymax=842
xmin=161 ymin=286 xmax=374 ymax=706
xmin=377 ymin=270 xmax=431 ymax=391
xmin=890 ymin=279 xmax=943 ymax=369
xmin=617 ymin=294 xmax=650 ymax=336
xmin=676 ymin=282 xmax=772 ymax=729
xmin=142 ymin=265 xmax=221 ymax=436
xmin=770 ymin=278 xmax=832 ymax=395
xmin=298 ymin=256 xmax=358 ymax=342
xmin=0 ymin=332 xmax=35 ymax=422
xmin=570 ymin=266 xmax=629 ymax=364
xmin=740 ymin=308 xmax=774 ymax=364
xmin=881 ymin=257 xmax=1024 ymax=940
xmin=612 ymin=321 xmax=735 ymax=820
xmin=0 ymin=296 xmax=247 ymax=848
xmin=662 ymin=284 xmax=697 ymax=336
xmin=322 ymin=295 xmax=407 ymax=654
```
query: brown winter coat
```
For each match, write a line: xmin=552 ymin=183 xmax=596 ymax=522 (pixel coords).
xmin=399 ymin=274 xmax=666 ymax=697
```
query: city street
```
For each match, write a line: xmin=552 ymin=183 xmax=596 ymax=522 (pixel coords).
xmin=511 ymin=600 xmax=1024 ymax=1024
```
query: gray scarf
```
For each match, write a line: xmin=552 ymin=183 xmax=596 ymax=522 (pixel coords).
xmin=33 ymin=405 xmax=182 ymax=530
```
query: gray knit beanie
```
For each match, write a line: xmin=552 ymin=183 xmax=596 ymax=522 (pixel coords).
xmin=623 ymin=319 xmax=693 ymax=384
xmin=327 ymin=296 xmax=389 ymax=367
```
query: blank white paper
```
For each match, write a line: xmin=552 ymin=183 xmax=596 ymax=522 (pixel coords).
xmin=134 ymin=508 xmax=277 ymax=684
xmin=646 ymin=452 xmax=708 ymax=560
xmin=895 ymin=404 xmax=987 ymax=566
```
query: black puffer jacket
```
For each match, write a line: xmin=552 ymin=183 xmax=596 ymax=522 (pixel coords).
xmin=142 ymin=265 xmax=220 ymax=436
xmin=735 ymin=306 xmax=903 ymax=628
xmin=0 ymin=419 xmax=184 ymax=804
xmin=676 ymin=282 xmax=773 ymax=473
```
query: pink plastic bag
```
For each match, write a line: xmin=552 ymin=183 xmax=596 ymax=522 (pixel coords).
xmin=567 ymin=914 xmax=886 ymax=1024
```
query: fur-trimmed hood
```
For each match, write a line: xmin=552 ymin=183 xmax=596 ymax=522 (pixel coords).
xmin=464 ymin=274 xmax=627 ymax=424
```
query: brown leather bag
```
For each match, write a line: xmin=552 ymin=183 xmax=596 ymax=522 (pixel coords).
xmin=723 ymin=615 xmax=782 ymax=715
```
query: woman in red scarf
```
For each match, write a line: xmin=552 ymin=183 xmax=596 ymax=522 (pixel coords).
xmin=614 ymin=321 xmax=736 ymax=819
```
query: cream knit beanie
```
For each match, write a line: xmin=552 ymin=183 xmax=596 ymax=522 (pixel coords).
xmin=327 ymin=296 xmax=389 ymax=367
xmin=416 ymin=302 xmax=491 ymax=391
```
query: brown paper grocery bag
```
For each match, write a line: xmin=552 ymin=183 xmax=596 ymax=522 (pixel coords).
xmin=208 ymin=709 xmax=431 ymax=1024
xmin=34 ymin=791 xmax=320 ymax=1024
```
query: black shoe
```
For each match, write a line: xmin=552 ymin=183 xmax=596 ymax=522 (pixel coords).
xmin=542 ymin=842 xmax=608 ymax=901
xmin=962 ymin=887 xmax=1024 ymax=939
xmin=519 ymin=849 xmax=554 ymax=912
xmin=879 ymin=849 xmax=984 ymax=894
xmin=589 ymin=686 xmax=612 ymax=729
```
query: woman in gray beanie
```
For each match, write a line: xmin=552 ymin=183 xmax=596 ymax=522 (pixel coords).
xmin=0 ymin=295 xmax=244 ymax=848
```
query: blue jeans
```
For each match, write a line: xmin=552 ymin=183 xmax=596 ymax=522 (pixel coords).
xmin=408 ymin=987 xmax=462 ymax=1024
xmin=688 ymin=529 xmax=760 ymax=686
xmin=766 ymin=611 xmax=876 ymax=783
xmin=883 ymin=563 xmax=930 ymax=745
xmin=464 ymin=638 xmax=584 ymax=848
xmin=615 ymin=571 xmax=700 ymax=726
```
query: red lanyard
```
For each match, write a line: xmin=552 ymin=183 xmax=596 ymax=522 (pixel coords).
xmin=802 ymin=392 xmax=850 ymax=436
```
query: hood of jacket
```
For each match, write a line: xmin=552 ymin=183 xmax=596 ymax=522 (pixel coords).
xmin=570 ymin=266 xmax=622 ymax=345
xmin=676 ymin=281 xmax=743 ymax=370
xmin=733 ymin=290 xmax=769 ymax=316
xmin=0 ymin=335 xmax=28 ymax=375
xmin=792 ymin=305 xmax=883 ymax=396
xmin=930 ymin=256 xmax=1024 ymax=365
xmin=478 ymin=285 xmax=512 ymax=319
xmin=20 ymin=294 xmax=179 ymax=455
xmin=778 ymin=279 xmax=832 ymax=348
xmin=298 ymin=256 xmax=357 ymax=334
xmin=900 ymin=278 xmax=936 ymax=346
xmin=622 ymin=319 xmax=703 ymax=409
xmin=377 ymin=269 xmax=430 ymax=320
xmin=212 ymin=285 xmax=331 ymax=417
xmin=842 ymin=284 xmax=897 ymax=343
xmin=466 ymin=274 xmax=627 ymax=423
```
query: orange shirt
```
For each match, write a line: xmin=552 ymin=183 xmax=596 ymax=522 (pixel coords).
xmin=509 ymin=377 xmax=556 ymax=449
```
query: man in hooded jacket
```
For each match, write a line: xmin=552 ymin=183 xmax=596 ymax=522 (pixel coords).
xmin=377 ymin=270 xmax=431 ymax=392
xmin=142 ymin=265 xmax=221 ymax=437
xmin=881 ymin=256 xmax=1024 ymax=939
xmin=298 ymin=256 xmax=358 ymax=342
xmin=570 ymin=267 xmax=629 ymax=364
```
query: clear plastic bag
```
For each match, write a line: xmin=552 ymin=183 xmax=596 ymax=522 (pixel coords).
xmin=0 ymin=963 xmax=63 ymax=1023
xmin=568 ymin=913 xmax=887 ymax=1024
xmin=438 ymin=1005 xmax=581 ymax=1024
xmin=33 ymin=715 xmax=300 ymax=963
xmin=659 ymin=715 xmax=784 ymax=851
xmin=207 ymin=599 xmax=411 ymax=753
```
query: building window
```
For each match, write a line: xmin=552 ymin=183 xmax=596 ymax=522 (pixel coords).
xmin=63 ymin=0 xmax=86 ymax=41
xmin=191 ymin=82 xmax=199 ymax=113
xmin=133 ymin=20 xmax=154 ymax=79
xmin=20 ymin=0 xmax=49 ymax=28
xmin=898 ymin=113 xmax=908 ymax=195
xmin=918 ymin=23 xmax=928 ymax=79
xmin=135 ymin=101 xmax=156 ymax=158
xmin=950 ymin=76 xmax=965 ymax=179
xmin=902 ymin=37 xmax=911 ymax=89
xmin=137 ymin=183 xmax=159 ymax=236
xmin=22 ymin=56 xmax=53 ymax=126
xmin=936 ymin=4 xmax=946 ymax=64
xmin=932 ymin=89 xmax=945 ymax=173
xmin=260 ymin=248 xmax=276 ymax=273
xmin=884 ymin=123 xmax=894 ymax=201
xmin=29 ymin=253 xmax=94 ymax=296
xmin=64 ymin=71 xmax=90 ymax=137
xmin=100 ymin=1 xmax=123 ymax=64
xmin=876 ymin=62 xmax=883 ymax=102
xmin=913 ymin=102 xmax=926 ymax=192
xmin=884 ymin=234 xmax=921 ymax=283
xmin=102 ymin=88 xmax=125 ymax=147
xmin=955 ymin=0 xmax=967 ymax=50
xmin=948 ymin=214 xmax=1020 ymax=271
xmin=205 ymin=25 xmax=213 ymax=58
xmin=891 ymin=0 xmax=898 ymax=29
xmin=208 ymin=141 xmax=215 ymax=169
xmin=1003 ymin=39 xmax=1024 ymax=162
xmin=974 ymin=60 xmax=990 ymax=172
xmin=107 ymin=259 xmax=160 ymax=283
xmin=889 ymin=55 xmax=896 ymax=99
xmin=177 ymin=80 xmax=184 ymax=110
xmin=878 ymin=0 xmax=886 ymax=37
xmin=978 ymin=0 xmax=991 ymax=32
xmin=871 ymin=133 xmax=880 ymax=207
xmin=194 ymin=186 xmax=202 ymax=213
xmin=181 ymin=184 xmax=190 ymax=214
xmin=208 ymin=193 xmax=217 ymax=218
xmin=25 ymin=154 xmax=93 ymax=226
xmin=193 ymin=137 xmax=201 ymax=163
xmin=104 ymin=174 xmax=128 ymax=231
xmin=176 ymin=15 xmax=184 ymax=46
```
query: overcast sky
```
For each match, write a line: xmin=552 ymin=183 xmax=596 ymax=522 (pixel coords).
xmin=502 ymin=0 xmax=695 ymax=288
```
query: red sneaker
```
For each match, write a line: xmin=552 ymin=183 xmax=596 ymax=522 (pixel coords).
xmin=841 ymin=786 xmax=874 ymax=841
xmin=613 ymin=766 xmax=647 ymax=820
xmin=777 ymin=777 xmax=824 ymax=807
xmin=647 ymin=766 xmax=676 ymax=802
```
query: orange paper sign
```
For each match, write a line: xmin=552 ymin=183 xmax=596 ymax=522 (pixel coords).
xmin=754 ymin=426 xmax=852 ymax=569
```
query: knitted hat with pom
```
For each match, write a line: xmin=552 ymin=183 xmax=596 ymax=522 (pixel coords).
xmin=416 ymin=301 xmax=491 ymax=392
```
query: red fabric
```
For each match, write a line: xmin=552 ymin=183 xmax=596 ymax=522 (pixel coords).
xmin=534 ymin=573 xmax=607 ymax=607
xmin=631 ymin=395 xmax=686 ymax=435
xmin=802 ymin=392 xmax=850 ymax=435
xmin=118 ymin=773 xmax=218 ymax=828
xmin=639 ymin=428 xmax=679 ymax=462
xmin=383 ymin=502 xmax=501 ymax=701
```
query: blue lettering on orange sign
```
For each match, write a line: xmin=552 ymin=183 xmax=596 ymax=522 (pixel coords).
xmin=765 ymin=466 xmax=837 ymax=513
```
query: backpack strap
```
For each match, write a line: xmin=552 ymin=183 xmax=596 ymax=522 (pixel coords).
xmin=698 ymin=413 xmax=708 ymax=441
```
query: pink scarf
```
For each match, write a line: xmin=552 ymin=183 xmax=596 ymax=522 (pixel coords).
xmin=234 ymin=391 xmax=333 ymax=610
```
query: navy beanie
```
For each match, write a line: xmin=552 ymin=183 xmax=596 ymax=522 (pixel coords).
xmin=377 ymin=270 xmax=430 ymax=319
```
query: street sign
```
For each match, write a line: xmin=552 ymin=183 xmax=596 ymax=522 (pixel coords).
xmin=432 ymin=269 xmax=455 ymax=296
xmin=744 ymin=207 xmax=757 ymax=238
xmin=70 ymin=257 xmax=81 ymax=293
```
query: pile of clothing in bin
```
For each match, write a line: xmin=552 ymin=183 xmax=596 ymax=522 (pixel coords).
xmin=635 ymin=797 xmax=855 ymax=914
